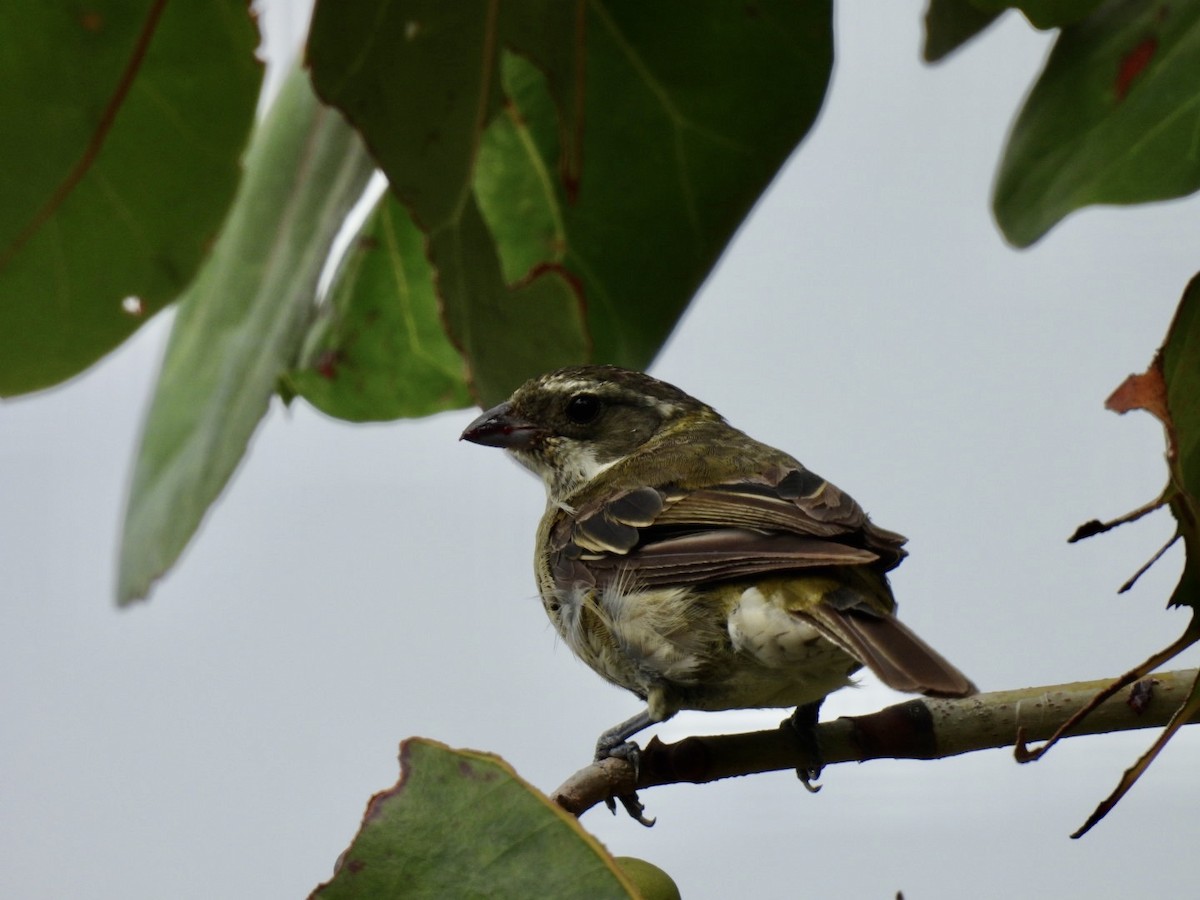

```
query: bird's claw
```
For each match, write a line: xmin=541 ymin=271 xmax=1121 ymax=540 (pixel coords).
xmin=605 ymin=790 xmax=656 ymax=826
xmin=797 ymin=766 xmax=823 ymax=793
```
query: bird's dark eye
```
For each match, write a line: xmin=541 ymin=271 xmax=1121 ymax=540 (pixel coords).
xmin=565 ymin=393 xmax=602 ymax=425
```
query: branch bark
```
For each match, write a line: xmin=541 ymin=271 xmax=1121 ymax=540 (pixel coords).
xmin=551 ymin=668 xmax=1200 ymax=818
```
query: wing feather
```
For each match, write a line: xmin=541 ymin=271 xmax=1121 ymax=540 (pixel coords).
xmin=550 ymin=465 xmax=906 ymax=594
xmin=558 ymin=529 xmax=879 ymax=590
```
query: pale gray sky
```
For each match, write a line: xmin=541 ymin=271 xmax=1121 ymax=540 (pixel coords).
xmin=4 ymin=2 xmax=1199 ymax=897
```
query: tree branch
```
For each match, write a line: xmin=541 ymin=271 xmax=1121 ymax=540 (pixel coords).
xmin=551 ymin=668 xmax=1200 ymax=818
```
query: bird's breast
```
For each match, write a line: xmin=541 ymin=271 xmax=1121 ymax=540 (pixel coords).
xmin=548 ymin=582 xmax=720 ymax=698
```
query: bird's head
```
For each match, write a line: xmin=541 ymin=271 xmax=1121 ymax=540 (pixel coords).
xmin=460 ymin=365 xmax=719 ymax=500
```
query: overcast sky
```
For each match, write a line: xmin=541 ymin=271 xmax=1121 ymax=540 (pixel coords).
xmin=5 ymin=2 xmax=1200 ymax=898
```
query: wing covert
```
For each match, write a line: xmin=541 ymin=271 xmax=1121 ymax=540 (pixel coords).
xmin=550 ymin=466 xmax=906 ymax=593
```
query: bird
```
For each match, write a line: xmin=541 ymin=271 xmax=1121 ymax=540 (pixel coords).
xmin=461 ymin=364 xmax=976 ymax=785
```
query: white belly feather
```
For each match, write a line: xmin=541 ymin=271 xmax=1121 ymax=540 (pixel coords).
xmin=728 ymin=586 xmax=827 ymax=666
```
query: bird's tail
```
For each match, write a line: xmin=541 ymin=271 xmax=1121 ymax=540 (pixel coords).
xmin=806 ymin=603 xmax=977 ymax=697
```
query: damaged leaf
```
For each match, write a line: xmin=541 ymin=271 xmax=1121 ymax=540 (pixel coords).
xmin=1018 ymin=272 xmax=1200 ymax=836
xmin=994 ymin=1 xmax=1200 ymax=247
xmin=309 ymin=739 xmax=640 ymax=899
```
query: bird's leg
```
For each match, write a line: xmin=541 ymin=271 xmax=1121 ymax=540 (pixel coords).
xmin=596 ymin=709 xmax=658 ymax=826
xmin=595 ymin=708 xmax=655 ymax=776
xmin=784 ymin=700 xmax=825 ymax=792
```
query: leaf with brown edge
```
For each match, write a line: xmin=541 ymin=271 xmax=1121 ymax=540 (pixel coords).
xmin=1017 ymin=273 xmax=1200 ymax=835
xmin=309 ymin=739 xmax=640 ymax=900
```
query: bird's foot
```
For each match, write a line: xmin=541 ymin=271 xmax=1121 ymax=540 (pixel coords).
xmin=595 ymin=743 xmax=654 ymax=825
xmin=597 ymin=739 xmax=654 ymax=821
xmin=595 ymin=738 xmax=643 ymax=780
xmin=594 ymin=709 xmax=655 ymax=778
xmin=594 ymin=710 xmax=658 ymax=825
xmin=784 ymin=701 xmax=825 ymax=792
xmin=593 ymin=709 xmax=657 ymax=824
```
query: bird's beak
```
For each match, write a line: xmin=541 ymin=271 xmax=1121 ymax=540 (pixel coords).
xmin=460 ymin=401 xmax=541 ymax=450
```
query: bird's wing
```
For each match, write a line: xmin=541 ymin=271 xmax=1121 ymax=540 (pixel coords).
xmin=550 ymin=467 xmax=905 ymax=592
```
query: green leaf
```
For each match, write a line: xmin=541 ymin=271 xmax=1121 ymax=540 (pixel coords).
xmin=431 ymin=196 xmax=589 ymax=407
xmin=994 ymin=0 xmax=1200 ymax=247
xmin=116 ymin=69 xmax=376 ymax=604
xmin=969 ymin=0 xmax=1104 ymax=30
xmin=923 ymin=0 xmax=1003 ymax=63
xmin=310 ymin=739 xmax=638 ymax=900
xmin=474 ymin=54 xmax=569 ymax=285
xmin=287 ymin=195 xmax=472 ymax=421
xmin=1160 ymin=273 xmax=1200 ymax=609
xmin=307 ymin=0 xmax=832 ymax=408
xmin=0 ymin=1 xmax=261 ymax=396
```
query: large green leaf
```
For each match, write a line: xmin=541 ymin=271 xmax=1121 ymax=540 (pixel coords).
xmin=994 ymin=0 xmax=1200 ymax=247
xmin=310 ymin=739 xmax=640 ymax=899
xmin=0 ymin=1 xmax=260 ymax=396
xmin=306 ymin=0 xmax=832 ymax=408
xmin=117 ymin=69 xmax=376 ymax=604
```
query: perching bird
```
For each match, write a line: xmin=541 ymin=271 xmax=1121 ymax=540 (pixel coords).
xmin=461 ymin=365 xmax=975 ymax=777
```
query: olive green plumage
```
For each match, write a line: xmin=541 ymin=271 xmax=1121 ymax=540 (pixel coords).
xmin=462 ymin=365 xmax=975 ymax=755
